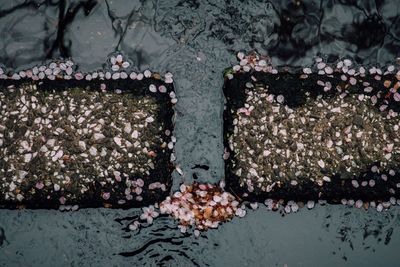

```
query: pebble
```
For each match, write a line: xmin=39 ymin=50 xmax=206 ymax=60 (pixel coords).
xmin=94 ymin=133 xmax=105 ymax=140
xmin=322 ymin=176 xmax=331 ymax=182
xmin=16 ymin=194 xmax=24 ymax=201
xmin=47 ymin=139 xmax=56 ymax=147
xmin=79 ymin=141 xmax=86 ymax=150
xmin=24 ymin=153 xmax=32 ymax=163
xmin=52 ymin=150 xmax=63 ymax=161
xmin=113 ymin=137 xmax=122 ymax=147
xmin=9 ymin=182 xmax=16 ymax=191
xmin=20 ymin=140 xmax=30 ymax=150
xmin=317 ymin=160 xmax=325 ymax=168
xmin=124 ymin=123 xmax=132 ymax=134
xmin=146 ymin=116 xmax=154 ymax=123
xmin=89 ymin=146 xmax=97 ymax=156
xmin=131 ymin=130 xmax=139 ymax=139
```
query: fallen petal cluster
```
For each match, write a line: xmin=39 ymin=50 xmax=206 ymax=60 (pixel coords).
xmin=159 ymin=183 xmax=241 ymax=232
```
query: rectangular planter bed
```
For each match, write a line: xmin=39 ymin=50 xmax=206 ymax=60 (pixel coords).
xmin=0 ymin=70 xmax=175 ymax=209
xmin=223 ymin=53 xmax=400 ymax=203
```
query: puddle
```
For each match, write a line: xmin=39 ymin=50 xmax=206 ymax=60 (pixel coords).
xmin=1 ymin=0 xmax=400 ymax=266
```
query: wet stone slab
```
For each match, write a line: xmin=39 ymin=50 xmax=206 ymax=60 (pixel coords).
xmin=223 ymin=56 xmax=400 ymax=202
xmin=0 ymin=78 xmax=175 ymax=209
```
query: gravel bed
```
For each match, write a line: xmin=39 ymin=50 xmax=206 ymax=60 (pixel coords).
xmin=230 ymin=84 xmax=399 ymax=190
xmin=224 ymin=55 xmax=400 ymax=201
xmin=0 ymin=79 xmax=175 ymax=209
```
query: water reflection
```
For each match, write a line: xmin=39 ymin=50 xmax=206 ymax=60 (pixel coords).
xmin=2 ymin=206 xmax=400 ymax=266
xmin=2 ymin=0 xmax=399 ymax=68
xmin=322 ymin=205 xmax=400 ymax=256
xmin=0 ymin=0 xmax=400 ymax=266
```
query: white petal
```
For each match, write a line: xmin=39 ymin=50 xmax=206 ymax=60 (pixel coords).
xmin=116 ymin=54 xmax=123 ymax=63
xmin=112 ymin=65 xmax=120 ymax=72
xmin=122 ymin=61 xmax=130 ymax=68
